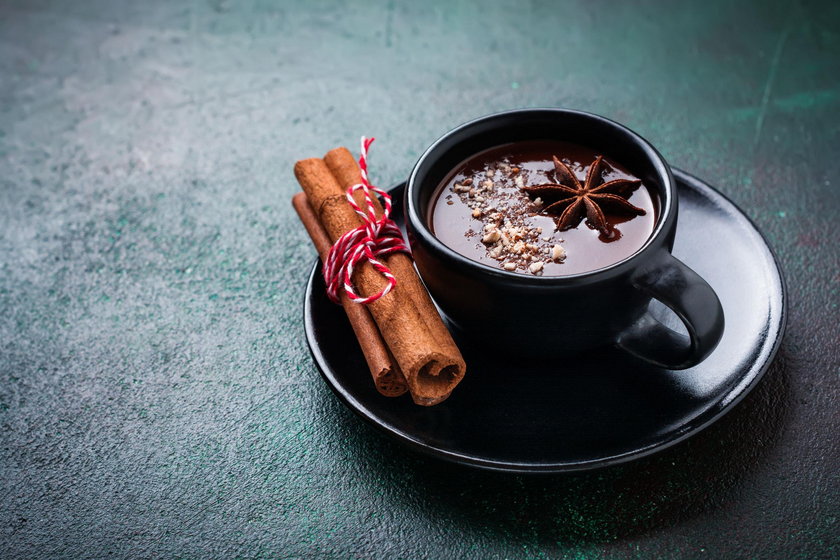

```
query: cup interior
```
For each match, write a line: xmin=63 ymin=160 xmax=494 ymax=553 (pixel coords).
xmin=407 ymin=108 xmax=675 ymax=274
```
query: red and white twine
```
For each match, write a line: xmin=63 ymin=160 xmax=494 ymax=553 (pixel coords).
xmin=323 ymin=137 xmax=410 ymax=305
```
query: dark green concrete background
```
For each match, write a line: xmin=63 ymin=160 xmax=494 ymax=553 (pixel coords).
xmin=1 ymin=1 xmax=838 ymax=558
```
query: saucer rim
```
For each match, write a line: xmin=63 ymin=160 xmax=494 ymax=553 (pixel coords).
xmin=302 ymin=167 xmax=787 ymax=473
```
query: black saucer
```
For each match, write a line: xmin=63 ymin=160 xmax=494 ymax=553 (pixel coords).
xmin=303 ymin=169 xmax=786 ymax=473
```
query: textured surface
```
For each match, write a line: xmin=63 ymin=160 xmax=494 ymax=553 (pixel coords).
xmin=0 ymin=1 xmax=838 ymax=558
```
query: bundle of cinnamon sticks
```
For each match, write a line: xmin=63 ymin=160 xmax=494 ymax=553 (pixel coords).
xmin=293 ymin=147 xmax=466 ymax=406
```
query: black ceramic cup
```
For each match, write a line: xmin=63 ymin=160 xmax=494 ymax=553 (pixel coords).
xmin=405 ymin=108 xmax=724 ymax=369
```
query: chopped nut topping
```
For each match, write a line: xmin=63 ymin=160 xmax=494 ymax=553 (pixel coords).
xmin=445 ymin=156 xmax=571 ymax=274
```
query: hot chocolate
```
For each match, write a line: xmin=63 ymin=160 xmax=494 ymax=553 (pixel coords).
xmin=429 ymin=140 xmax=658 ymax=276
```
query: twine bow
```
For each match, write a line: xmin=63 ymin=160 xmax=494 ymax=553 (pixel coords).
xmin=323 ymin=137 xmax=410 ymax=305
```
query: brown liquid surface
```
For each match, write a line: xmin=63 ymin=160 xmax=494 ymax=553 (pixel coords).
xmin=429 ymin=140 xmax=658 ymax=276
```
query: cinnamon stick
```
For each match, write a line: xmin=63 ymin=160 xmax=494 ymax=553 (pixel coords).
xmin=323 ymin=148 xmax=465 ymax=365
xmin=294 ymin=157 xmax=466 ymax=405
xmin=292 ymin=192 xmax=408 ymax=397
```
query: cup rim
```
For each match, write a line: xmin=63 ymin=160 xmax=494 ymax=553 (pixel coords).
xmin=406 ymin=107 xmax=676 ymax=283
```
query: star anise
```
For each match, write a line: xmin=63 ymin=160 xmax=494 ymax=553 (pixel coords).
xmin=522 ymin=155 xmax=646 ymax=236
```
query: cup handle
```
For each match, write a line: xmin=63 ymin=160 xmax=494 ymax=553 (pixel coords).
xmin=616 ymin=250 xmax=725 ymax=369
